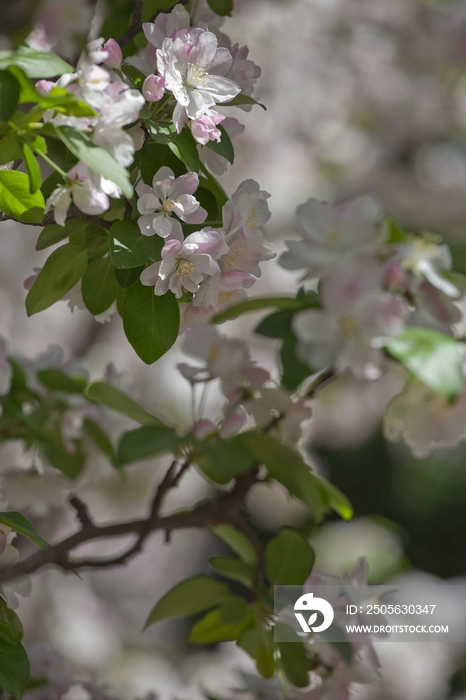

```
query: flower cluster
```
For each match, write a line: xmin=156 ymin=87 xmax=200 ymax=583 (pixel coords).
xmin=280 ymin=196 xmax=466 ymax=455
xmin=178 ymin=324 xmax=313 ymax=448
xmin=141 ymin=178 xmax=276 ymax=327
xmin=43 ymin=38 xmax=144 ymax=224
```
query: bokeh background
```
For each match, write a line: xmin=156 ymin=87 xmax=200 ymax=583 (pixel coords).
xmin=2 ymin=0 xmax=466 ymax=698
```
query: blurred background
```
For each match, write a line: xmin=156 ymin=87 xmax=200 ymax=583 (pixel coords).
xmin=3 ymin=0 xmax=466 ymax=698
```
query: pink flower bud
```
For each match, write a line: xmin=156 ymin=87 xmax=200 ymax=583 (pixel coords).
xmin=143 ymin=74 xmax=165 ymax=102
xmin=103 ymin=39 xmax=123 ymax=70
xmin=35 ymin=80 xmax=55 ymax=95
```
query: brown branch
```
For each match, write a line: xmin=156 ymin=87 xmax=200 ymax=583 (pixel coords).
xmin=116 ymin=0 xmax=144 ymax=48
xmin=0 ymin=465 xmax=258 ymax=583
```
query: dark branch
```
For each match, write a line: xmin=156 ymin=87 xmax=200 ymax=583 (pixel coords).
xmin=116 ymin=0 xmax=144 ymax=48
xmin=0 ymin=466 xmax=258 ymax=582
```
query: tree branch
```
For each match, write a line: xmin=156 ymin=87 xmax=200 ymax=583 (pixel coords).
xmin=0 ymin=466 xmax=258 ymax=583
xmin=116 ymin=0 xmax=144 ymax=48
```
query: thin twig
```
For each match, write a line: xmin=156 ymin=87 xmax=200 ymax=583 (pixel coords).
xmin=116 ymin=0 xmax=144 ymax=48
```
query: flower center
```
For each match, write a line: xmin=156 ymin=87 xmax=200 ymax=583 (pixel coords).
xmin=325 ymin=230 xmax=341 ymax=247
xmin=183 ymin=63 xmax=208 ymax=91
xmin=162 ymin=198 xmax=175 ymax=214
xmin=178 ymin=260 xmax=196 ymax=276
xmin=246 ymin=208 xmax=258 ymax=228
xmin=221 ymin=241 xmax=248 ymax=271
xmin=340 ymin=315 xmax=358 ymax=338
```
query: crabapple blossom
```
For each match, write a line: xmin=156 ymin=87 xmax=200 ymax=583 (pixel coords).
xmin=140 ymin=229 xmax=227 ymax=297
xmin=25 ymin=24 xmax=54 ymax=52
xmin=280 ymin=196 xmax=382 ymax=278
xmin=384 ymin=378 xmax=466 ymax=457
xmin=293 ymin=257 xmax=409 ymax=380
xmin=398 ymin=232 xmax=460 ymax=298
xmin=177 ymin=324 xmax=270 ymax=402
xmin=156 ymin=28 xmax=240 ymax=126
xmin=103 ymin=39 xmax=123 ymax=70
xmin=190 ymin=108 xmax=226 ymax=144
xmin=45 ymin=162 xmax=117 ymax=226
xmin=136 ymin=167 xmax=207 ymax=239
xmin=222 ymin=40 xmax=261 ymax=109
xmin=248 ymin=387 xmax=313 ymax=446
xmin=142 ymin=4 xmax=191 ymax=51
xmin=142 ymin=74 xmax=165 ymax=101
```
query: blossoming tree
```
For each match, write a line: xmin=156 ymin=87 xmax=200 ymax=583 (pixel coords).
xmin=0 ymin=0 xmax=465 ymax=698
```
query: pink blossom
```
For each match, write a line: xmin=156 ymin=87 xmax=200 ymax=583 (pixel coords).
xmin=293 ymin=257 xmax=409 ymax=380
xmin=25 ymin=24 xmax=54 ymax=52
xmin=191 ymin=108 xmax=225 ymax=145
xmin=157 ymin=28 xmax=240 ymax=120
xmin=384 ymin=378 xmax=466 ymax=457
xmin=142 ymin=74 xmax=165 ymax=101
xmin=143 ymin=4 xmax=191 ymax=50
xmin=140 ymin=229 xmax=227 ymax=297
xmin=177 ymin=324 xmax=269 ymax=400
xmin=280 ymin=196 xmax=382 ymax=278
xmin=103 ymin=38 xmax=123 ymax=70
xmin=137 ymin=166 xmax=207 ymax=239
xmin=35 ymin=79 xmax=55 ymax=95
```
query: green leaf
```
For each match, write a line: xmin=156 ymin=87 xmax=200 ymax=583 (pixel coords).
xmin=83 ymin=418 xmax=119 ymax=469
xmin=6 ymin=66 xmax=94 ymax=117
xmin=209 ymin=557 xmax=255 ymax=588
xmin=0 ymin=637 xmax=30 ymax=699
xmin=0 ymin=511 xmax=49 ymax=549
xmin=0 ymin=618 xmax=16 ymax=646
xmin=206 ymin=0 xmax=234 ymax=16
xmin=109 ymin=220 xmax=163 ymax=269
xmin=0 ymin=69 xmax=20 ymax=121
xmin=25 ymin=242 xmax=88 ymax=315
xmin=146 ymin=120 xmax=177 ymax=145
xmin=265 ymin=528 xmax=314 ymax=585
xmin=210 ymin=525 xmax=257 ymax=565
xmin=237 ymin=625 xmax=275 ymax=679
xmin=0 ymin=47 xmax=73 ymax=78
xmin=81 ymin=257 xmax=118 ymax=315
xmin=205 ymin=125 xmax=234 ymax=164
xmin=0 ymin=170 xmax=45 ymax=223
xmin=196 ymin=437 xmax=255 ymax=485
xmin=382 ymin=216 xmax=407 ymax=244
xmin=21 ymin=143 xmax=41 ymax=193
xmin=117 ymin=425 xmax=184 ymax=464
xmin=384 ymin=327 xmax=464 ymax=402
xmin=122 ymin=281 xmax=180 ymax=364
xmin=144 ymin=576 xmax=231 ymax=629
xmin=85 ymin=381 xmax=163 ymax=426
xmin=0 ymin=599 xmax=23 ymax=641
xmin=0 ymin=136 xmax=21 ymax=165
xmin=237 ymin=432 xmax=352 ymax=522
xmin=168 ymin=127 xmax=200 ymax=173
xmin=188 ymin=598 xmax=253 ymax=644
xmin=278 ymin=639 xmax=309 ymax=688
xmin=115 ymin=266 xmax=144 ymax=288
xmin=141 ymin=142 xmax=186 ymax=183
xmin=36 ymin=218 xmax=88 ymax=250
xmin=54 ymin=126 xmax=132 ymax=198
xmin=37 ymin=369 xmax=87 ymax=393
xmin=120 ymin=62 xmax=146 ymax=89
xmin=213 ymin=296 xmax=312 ymax=323
xmin=223 ymin=93 xmax=266 ymax=110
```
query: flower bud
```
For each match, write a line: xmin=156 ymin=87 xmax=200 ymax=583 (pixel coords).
xmin=103 ymin=38 xmax=123 ymax=70
xmin=143 ymin=74 xmax=165 ymax=102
